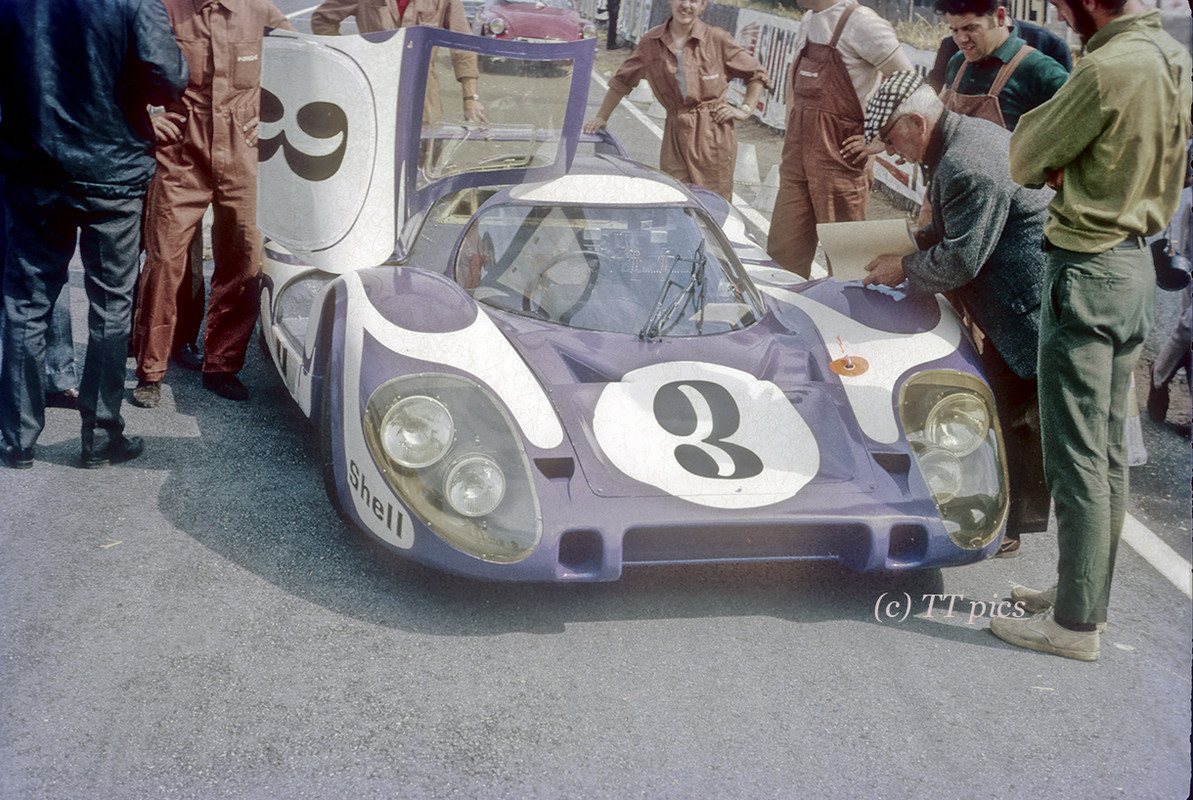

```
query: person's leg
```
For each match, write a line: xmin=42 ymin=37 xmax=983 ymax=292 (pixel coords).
xmin=201 ymin=181 xmax=260 ymax=399
xmin=76 ymin=192 xmax=145 ymax=460
xmin=1 ymin=180 xmax=75 ymax=453
xmin=44 ymin=281 xmax=79 ymax=395
xmin=171 ymin=217 xmax=206 ymax=369
xmin=980 ymin=344 xmax=1049 ymax=550
xmin=1041 ymin=247 xmax=1153 ymax=627
xmin=1148 ymin=287 xmax=1191 ymax=421
xmin=767 ymin=129 xmax=819 ymax=277
xmin=133 ymin=174 xmax=210 ymax=385
xmin=1098 ymin=248 xmax=1154 ymax=617
xmin=605 ymin=0 xmax=620 ymax=49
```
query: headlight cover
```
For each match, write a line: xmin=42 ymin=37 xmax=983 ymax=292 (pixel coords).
xmin=380 ymin=396 xmax=455 ymax=468
xmin=898 ymin=371 xmax=1008 ymax=549
xmin=276 ymin=271 xmax=333 ymax=348
xmin=486 ymin=17 xmax=505 ymax=35
xmin=363 ymin=373 xmax=541 ymax=563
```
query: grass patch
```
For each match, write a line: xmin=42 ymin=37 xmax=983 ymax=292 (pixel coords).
xmin=894 ymin=14 xmax=951 ymax=49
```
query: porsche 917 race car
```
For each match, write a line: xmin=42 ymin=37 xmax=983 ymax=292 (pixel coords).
xmin=257 ymin=27 xmax=1010 ymax=581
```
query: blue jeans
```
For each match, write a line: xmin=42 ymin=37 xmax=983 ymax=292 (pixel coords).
xmin=1039 ymin=242 xmax=1155 ymax=625
xmin=1 ymin=179 xmax=142 ymax=450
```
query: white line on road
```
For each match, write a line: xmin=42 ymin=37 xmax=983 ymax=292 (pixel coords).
xmin=589 ymin=69 xmax=1193 ymax=601
xmin=1122 ymin=513 xmax=1193 ymax=598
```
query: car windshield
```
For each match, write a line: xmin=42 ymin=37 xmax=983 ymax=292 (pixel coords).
xmin=455 ymin=202 xmax=764 ymax=337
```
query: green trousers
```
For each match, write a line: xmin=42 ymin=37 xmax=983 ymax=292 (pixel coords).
xmin=1038 ymin=243 xmax=1154 ymax=625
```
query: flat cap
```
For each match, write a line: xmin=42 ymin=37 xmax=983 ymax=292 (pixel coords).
xmin=864 ymin=70 xmax=925 ymax=144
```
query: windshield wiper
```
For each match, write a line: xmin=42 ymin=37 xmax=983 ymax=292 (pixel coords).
xmin=638 ymin=240 xmax=707 ymax=342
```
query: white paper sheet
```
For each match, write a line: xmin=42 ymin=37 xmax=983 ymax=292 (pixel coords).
xmin=816 ymin=218 xmax=917 ymax=282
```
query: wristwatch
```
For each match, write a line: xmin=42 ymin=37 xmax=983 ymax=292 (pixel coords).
xmin=465 ymin=93 xmax=480 ymax=102
xmin=739 ymin=102 xmax=751 ymax=112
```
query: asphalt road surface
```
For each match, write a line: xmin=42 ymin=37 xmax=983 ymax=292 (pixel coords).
xmin=2 ymin=6 xmax=1190 ymax=799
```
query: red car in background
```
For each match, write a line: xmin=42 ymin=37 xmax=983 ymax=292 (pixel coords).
xmin=472 ymin=0 xmax=597 ymax=44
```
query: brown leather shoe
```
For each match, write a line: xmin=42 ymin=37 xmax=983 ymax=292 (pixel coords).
xmin=131 ymin=380 xmax=162 ymax=408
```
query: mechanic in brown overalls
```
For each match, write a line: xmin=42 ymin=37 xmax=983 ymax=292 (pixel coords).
xmin=311 ymin=0 xmax=487 ymax=124
xmin=583 ymin=0 xmax=770 ymax=200
xmin=132 ymin=0 xmax=294 ymax=406
xmin=767 ymin=0 xmax=910 ymax=278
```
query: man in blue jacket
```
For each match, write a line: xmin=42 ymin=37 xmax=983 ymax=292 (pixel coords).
xmin=0 ymin=0 xmax=189 ymax=469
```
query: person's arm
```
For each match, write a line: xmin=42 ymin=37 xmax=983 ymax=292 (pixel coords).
xmin=150 ymin=110 xmax=187 ymax=144
xmin=584 ymin=87 xmax=629 ymax=133
xmin=839 ymin=25 xmax=912 ymax=163
xmin=1010 ymin=61 xmax=1103 ymax=189
xmin=310 ymin=0 xmax=356 ymax=35
xmin=585 ymin=43 xmax=648 ymax=132
xmin=1025 ymin=51 xmax=1070 ymax=110
xmin=266 ymin=2 xmax=298 ymax=32
xmin=878 ymin=47 xmax=913 ymax=76
xmin=715 ymin=34 xmax=771 ymax=124
xmin=131 ymin=0 xmax=189 ymax=107
xmin=867 ymin=166 xmax=1012 ymax=292
xmin=439 ymin=0 xmax=485 ymax=122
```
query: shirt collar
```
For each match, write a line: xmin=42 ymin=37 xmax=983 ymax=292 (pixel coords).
xmin=195 ymin=0 xmax=241 ymax=13
xmin=986 ymin=31 xmax=1026 ymax=64
xmin=1088 ymin=9 xmax=1160 ymax=52
xmin=656 ymin=16 xmax=709 ymax=47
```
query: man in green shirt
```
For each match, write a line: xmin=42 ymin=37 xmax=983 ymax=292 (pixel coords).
xmin=935 ymin=0 xmax=1070 ymax=130
xmin=991 ymin=0 xmax=1191 ymax=661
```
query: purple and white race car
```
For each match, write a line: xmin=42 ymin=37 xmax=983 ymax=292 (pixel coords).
xmin=257 ymin=28 xmax=1010 ymax=581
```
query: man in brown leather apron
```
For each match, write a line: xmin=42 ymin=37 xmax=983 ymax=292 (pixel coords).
xmin=767 ymin=0 xmax=910 ymax=278
xmin=935 ymin=0 xmax=1069 ymax=131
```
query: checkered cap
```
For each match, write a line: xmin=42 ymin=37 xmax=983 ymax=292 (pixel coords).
xmin=864 ymin=70 xmax=926 ymax=144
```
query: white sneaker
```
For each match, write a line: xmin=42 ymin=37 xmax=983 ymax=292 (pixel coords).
xmin=1010 ymin=584 xmax=1056 ymax=614
xmin=989 ymin=608 xmax=1100 ymax=662
xmin=1009 ymin=584 xmax=1106 ymax=631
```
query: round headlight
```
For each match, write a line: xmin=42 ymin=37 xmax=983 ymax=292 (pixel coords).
xmin=582 ymin=23 xmax=597 ymax=37
xmin=918 ymin=448 xmax=963 ymax=504
xmin=488 ymin=17 xmax=505 ymax=35
xmin=444 ymin=454 xmax=506 ymax=517
xmin=380 ymin=396 xmax=455 ymax=468
xmin=924 ymin=392 xmax=988 ymax=457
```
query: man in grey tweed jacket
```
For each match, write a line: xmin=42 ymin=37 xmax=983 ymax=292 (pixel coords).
xmin=860 ymin=70 xmax=1054 ymax=554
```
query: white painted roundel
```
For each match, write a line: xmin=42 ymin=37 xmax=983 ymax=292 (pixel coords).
xmin=258 ymin=40 xmax=377 ymax=252
xmin=592 ymin=361 xmax=819 ymax=509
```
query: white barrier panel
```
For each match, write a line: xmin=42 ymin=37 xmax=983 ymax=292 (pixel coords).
xmin=735 ymin=9 xmax=802 ymax=131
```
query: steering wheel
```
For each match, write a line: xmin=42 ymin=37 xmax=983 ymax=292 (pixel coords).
xmin=522 ymin=250 xmax=605 ymax=323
